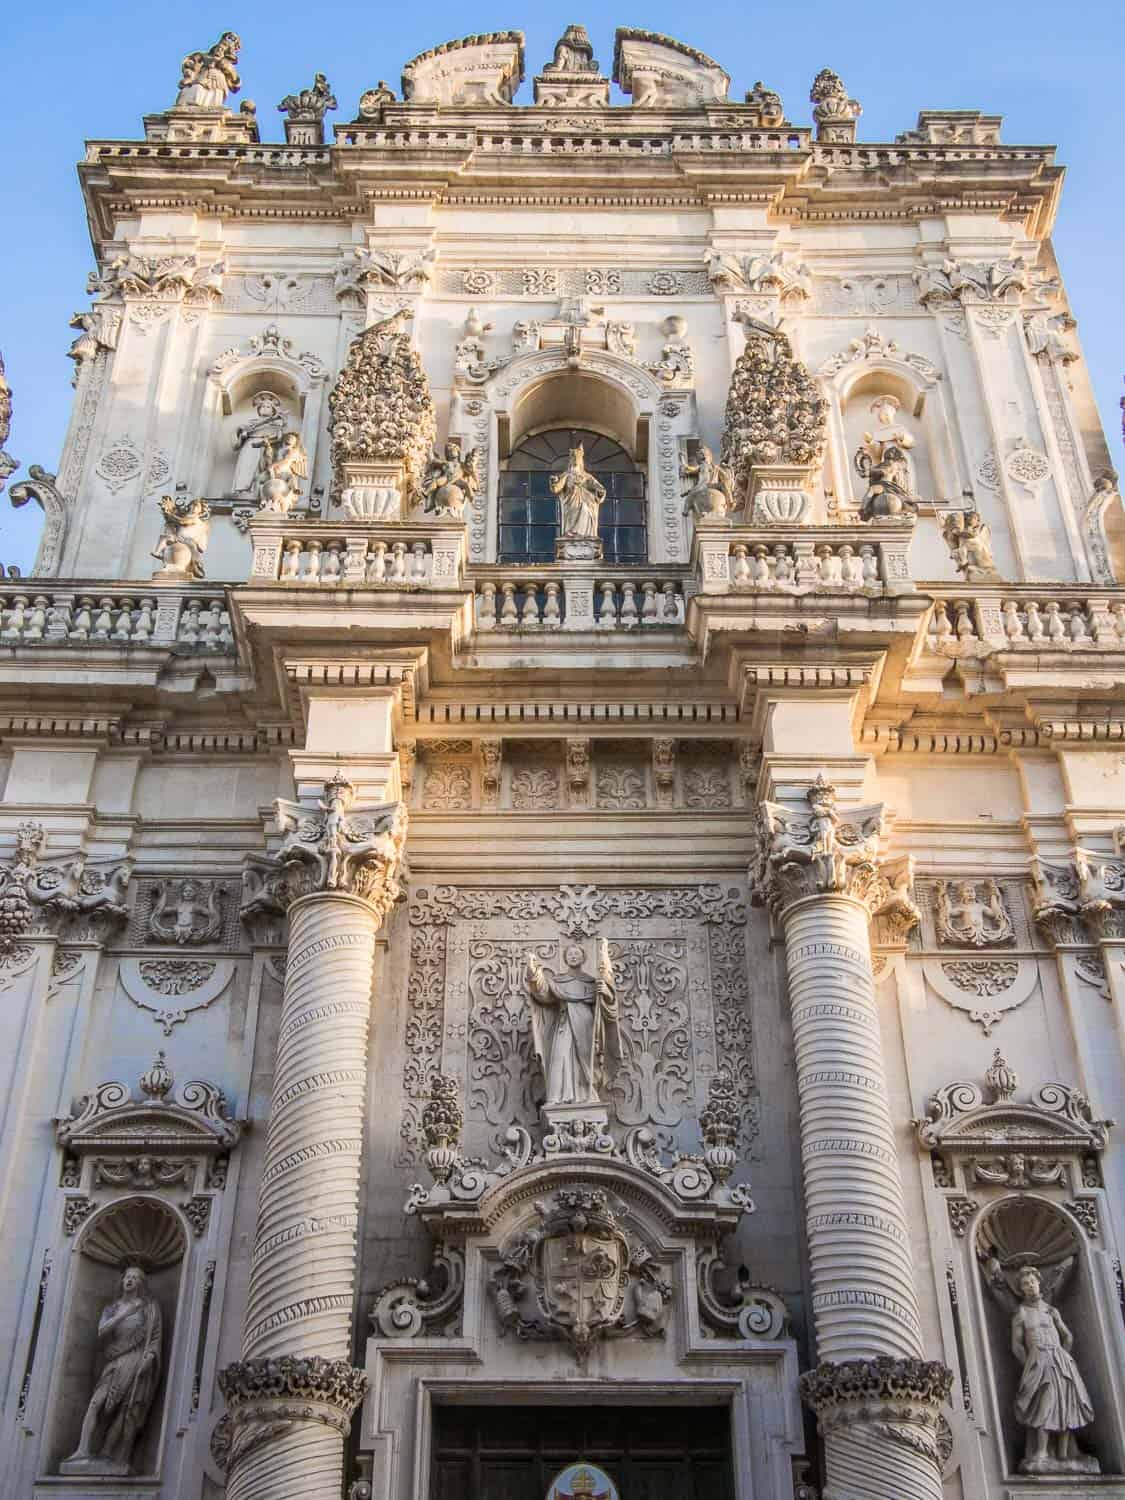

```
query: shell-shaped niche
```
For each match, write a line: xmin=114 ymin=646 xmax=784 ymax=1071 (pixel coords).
xmin=79 ymin=1197 xmax=187 ymax=1268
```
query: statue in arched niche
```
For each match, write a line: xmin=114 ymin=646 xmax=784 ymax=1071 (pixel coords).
xmin=525 ymin=941 xmax=621 ymax=1110
xmin=230 ymin=391 xmax=290 ymax=498
xmin=61 ymin=1265 xmax=163 ymax=1476
xmin=1009 ymin=1267 xmax=1096 ymax=1475
xmin=854 ymin=428 xmax=920 ymax=519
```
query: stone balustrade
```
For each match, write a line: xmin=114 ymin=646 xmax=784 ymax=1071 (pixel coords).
xmin=692 ymin=523 xmax=914 ymax=595
xmin=0 ymin=587 xmax=233 ymax=651
xmin=927 ymin=590 xmax=1125 ymax=650
xmin=246 ymin=517 xmax=466 ymax=589
xmin=473 ymin=571 xmax=687 ymax=631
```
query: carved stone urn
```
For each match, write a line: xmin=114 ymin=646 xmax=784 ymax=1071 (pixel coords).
xmin=748 ymin=464 xmax=815 ymax=525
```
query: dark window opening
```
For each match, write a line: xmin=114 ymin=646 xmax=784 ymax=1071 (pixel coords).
xmin=499 ymin=428 xmax=647 ymax=565
xmin=431 ymin=1401 xmax=734 ymax=1500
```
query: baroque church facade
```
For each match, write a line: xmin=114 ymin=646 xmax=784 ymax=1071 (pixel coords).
xmin=1 ymin=22 xmax=1124 ymax=1500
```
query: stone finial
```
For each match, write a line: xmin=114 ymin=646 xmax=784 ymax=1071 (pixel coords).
xmin=175 ymin=32 xmax=242 ymax=109
xmin=278 ymin=73 xmax=337 ymax=144
xmin=0 ymin=351 xmax=17 ymax=494
xmin=719 ymin=326 xmax=827 ymax=509
xmin=810 ymin=67 xmax=861 ymax=142
xmin=700 ymin=1071 xmax=740 ymax=1185
xmin=985 ymin=1048 xmax=1018 ymax=1102
xmin=328 ymin=309 xmax=436 ymax=520
xmin=139 ymin=1051 xmax=174 ymax=1101
xmin=421 ymin=1072 xmax=463 ymax=1184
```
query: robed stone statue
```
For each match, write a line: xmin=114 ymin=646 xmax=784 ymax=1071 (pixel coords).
xmin=62 ymin=1265 xmax=163 ymax=1476
xmin=526 ymin=941 xmax=621 ymax=1109
xmin=549 ymin=445 xmax=606 ymax=539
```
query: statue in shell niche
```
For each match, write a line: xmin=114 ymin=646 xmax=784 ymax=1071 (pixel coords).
xmin=547 ymin=1463 xmax=620 ymax=1500
xmin=977 ymin=1199 xmax=1100 ymax=1477
xmin=61 ymin=1265 xmax=163 ymax=1476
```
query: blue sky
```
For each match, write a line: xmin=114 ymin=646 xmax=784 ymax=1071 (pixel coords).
xmin=2 ymin=0 xmax=1122 ymax=572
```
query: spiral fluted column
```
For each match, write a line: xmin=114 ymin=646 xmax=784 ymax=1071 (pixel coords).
xmin=220 ymin=777 xmax=407 ymax=1500
xmin=752 ymin=776 xmax=951 ymax=1500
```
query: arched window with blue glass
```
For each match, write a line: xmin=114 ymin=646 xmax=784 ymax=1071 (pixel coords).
xmin=496 ymin=374 xmax=648 ymax=564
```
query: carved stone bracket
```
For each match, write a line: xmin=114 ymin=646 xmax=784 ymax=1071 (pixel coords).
xmin=1032 ymin=850 xmax=1125 ymax=945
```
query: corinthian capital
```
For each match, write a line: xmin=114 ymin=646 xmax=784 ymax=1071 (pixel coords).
xmin=241 ymin=774 xmax=408 ymax=928
xmin=750 ymin=774 xmax=919 ymax=934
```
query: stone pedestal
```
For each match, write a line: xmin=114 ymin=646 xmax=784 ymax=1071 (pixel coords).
xmin=753 ymin=776 xmax=951 ymax=1500
xmin=221 ymin=778 xmax=407 ymax=1500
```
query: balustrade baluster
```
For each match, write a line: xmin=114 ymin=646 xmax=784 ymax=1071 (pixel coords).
xmin=390 ymin=542 xmax=408 ymax=581
xmin=639 ymin=580 xmax=658 ymax=623
xmin=662 ymin=581 xmax=679 ymax=620
xmin=620 ymin=581 xmax=638 ymax=628
xmin=133 ymin=598 xmax=156 ymax=642
xmin=26 ymin=595 xmax=49 ymax=641
xmin=2 ymin=594 xmax=27 ymax=642
xmin=731 ymin=544 xmax=750 ymax=584
xmin=69 ymin=597 xmax=94 ymax=640
xmin=520 ymin=584 xmax=541 ymax=627
xmin=304 ymin=540 xmax=324 ymax=583
xmin=320 ymin=542 xmax=343 ymax=583
xmin=478 ymin=580 xmax=498 ymax=628
xmin=499 ymin=582 xmax=518 ymax=627
xmin=543 ymin=581 xmax=562 ymax=627
xmin=280 ymin=540 xmax=302 ymax=581
xmin=91 ymin=597 xmax=114 ymax=640
xmin=367 ymin=542 xmax=387 ymax=582
xmin=411 ymin=542 xmax=428 ymax=581
xmin=597 ymin=581 xmax=618 ymax=627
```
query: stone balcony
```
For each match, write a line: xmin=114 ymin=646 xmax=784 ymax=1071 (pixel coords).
xmin=0 ymin=584 xmax=234 ymax=651
xmin=691 ymin=521 xmax=915 ymax=595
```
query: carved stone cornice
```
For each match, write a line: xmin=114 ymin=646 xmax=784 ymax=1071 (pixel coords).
xmin=218 ymin=1355 xmax=368 ymax=1470
xmin=749 ymin=775 xmax=919 ymax=936
xmin=240 ymin=775 xmax=407 ymax=927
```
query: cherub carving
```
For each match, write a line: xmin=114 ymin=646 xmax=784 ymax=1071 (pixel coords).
xmin=935 ymin=879 xmax=1014 ymax=947
xmin=855 ymin=430 xmax=919 ymax=519
xmin=254 ymin=432 xmax=308 ymax=513
xmin=151 ymin=495 xmax=210 ymax=579
xmin=148 ymin=878 xmax=224 ymax=946
xmin=681 ymin=444 xmax=734 ymax=520
xmin=420 ymin=438 xmax=482 ymax=517
xmin=943 ymin=509 xmax=998 ymax=580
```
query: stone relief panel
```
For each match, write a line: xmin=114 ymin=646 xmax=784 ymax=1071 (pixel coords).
xmin=126 ymin=876 xmax=242 ymax=949
xmin=396 ymin=883 xmax=758 ymax=1168
xmin=594 ymin=743 xmax=649 ymax=810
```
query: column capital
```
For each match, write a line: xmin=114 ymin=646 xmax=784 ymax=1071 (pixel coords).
xmin=241 ymin=775 xmax=407 ymax=929
xmin=750 ymin=773 xmax=919 ymax=937
xmin=218 ymin=1355 xmax=368 ymax=1471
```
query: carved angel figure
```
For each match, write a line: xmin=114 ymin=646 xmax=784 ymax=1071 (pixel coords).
xmin=943 ymin=509 xmax=998 ymax=580
xmin=854 ymin=429 xmax=919 ymax=519
xmin=1010 ymin=1268 xmax=1095 ymax=1473
xmin=254 ymin=432 xmax=308 ymax=513
xmin=151 ymin=495 xmax=210 ymax=579
xmin=62 ymin=1267 xmax=162 ymax=1475
xmin=526 ymin=941 xmax=621 ymax=1109
xmin=420 ymin=438 xmax=481 ymax=517
xmin=681 ymin=445 xmax=734 ymax=521
xmin=231 ymin=392 xmax=289 ymax=498
xmin=148 ymin=878 xmax=223 ymax=946
xmin=550 ymin=444 xmax=606 ymax=538
xmin=175 ymin=32 xmax=242 ymax=109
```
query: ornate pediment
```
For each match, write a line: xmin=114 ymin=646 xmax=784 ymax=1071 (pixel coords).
xmin=914 ymin=1050 xmax=1111 ymax=1196
xmin=372 ymin=1071 xmax=784 ymax=1359
xmin=57 ymin=1052 xmax=243 ymax=1161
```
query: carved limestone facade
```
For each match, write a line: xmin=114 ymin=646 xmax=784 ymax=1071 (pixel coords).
xmin=1 ymin=23 xmax=1124 ymax=1500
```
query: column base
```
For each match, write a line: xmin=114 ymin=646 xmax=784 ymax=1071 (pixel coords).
xmin=218 ymin=1356 xmax=368 ymax=1498
xmin=800 ymin=1357 xmax=952 ymax=1500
